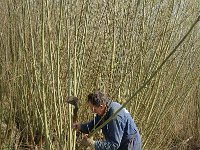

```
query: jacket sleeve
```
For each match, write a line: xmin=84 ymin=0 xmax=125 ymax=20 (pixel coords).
xmin=80 ymin=115 xmax=101 ymax=134
xmin=94 ymin=115 xmax=125 ymax=150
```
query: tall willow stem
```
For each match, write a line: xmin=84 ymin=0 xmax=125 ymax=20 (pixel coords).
xmin=41 ymin=0 xmax=51 ymax=149
xmin=66 ymin=7 xmax=73 ymax=149
xmin=56 ymin=0 xmax=63 ymax=148
xmin=110 ymin=0 xmax=116 ymax=91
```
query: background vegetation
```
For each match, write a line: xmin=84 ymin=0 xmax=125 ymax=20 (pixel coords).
xmin=0 ymin=0 xmax=199 ymax=149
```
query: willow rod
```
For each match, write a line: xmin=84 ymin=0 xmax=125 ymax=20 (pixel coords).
xmin=41 ymin=0 xmax=51 ymax=149
xmin=56 ymin=0 xmax=63 ymax=148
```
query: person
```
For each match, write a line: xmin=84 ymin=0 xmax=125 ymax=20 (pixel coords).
xmin=73 ymin=91 xmax=141 ymax=150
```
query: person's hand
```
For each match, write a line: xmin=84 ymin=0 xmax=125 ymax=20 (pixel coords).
xmin=72 ymin=122 xmax=81 ymax=131
xmin=81 ymin=134 xmax=95 ymax=148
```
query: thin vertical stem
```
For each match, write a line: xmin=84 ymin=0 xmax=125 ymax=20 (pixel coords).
xmin=41 ymin=0 xmax=51 ymax=149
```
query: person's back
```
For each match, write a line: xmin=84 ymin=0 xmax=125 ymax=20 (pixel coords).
xmin=98 ymin=101 xmax=141 ymax=150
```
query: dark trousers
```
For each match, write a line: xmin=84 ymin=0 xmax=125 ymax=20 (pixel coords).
xmin=118 ymin=134 xmax=141 ymax=150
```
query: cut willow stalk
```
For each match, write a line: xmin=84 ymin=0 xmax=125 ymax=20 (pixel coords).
xmin=87 ymin=15 xmax=200 ymax=138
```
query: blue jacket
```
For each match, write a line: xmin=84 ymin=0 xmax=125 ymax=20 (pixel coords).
xmin=80 ymin=101 xmax=141 ymax=150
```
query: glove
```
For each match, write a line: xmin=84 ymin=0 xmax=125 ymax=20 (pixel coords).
xmin=81 ymin=134 xmax=95 ymax=148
